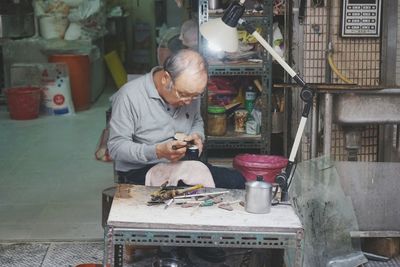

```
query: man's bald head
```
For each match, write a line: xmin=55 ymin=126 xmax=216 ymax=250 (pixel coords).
xmin=163 ymin=49 xmax=208 ymax=83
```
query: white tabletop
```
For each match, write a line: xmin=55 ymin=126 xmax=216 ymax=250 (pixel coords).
xmin=108 ymin=184 xmax=302 ymax=233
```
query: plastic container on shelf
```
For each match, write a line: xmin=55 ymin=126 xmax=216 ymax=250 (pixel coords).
xmin=233 ymin=154 xmax=288 ymax=183
xmin=48 ymin=54 xmax=91 ymax=111
xmin=5 ymin=87 xmax=42 ymax=120
xmin=39 ymin=15 xmax=68 ymax=39
xmin=207 ymin=106 xmax=227 ymax=136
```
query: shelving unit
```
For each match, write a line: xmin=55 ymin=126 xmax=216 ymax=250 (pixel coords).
xmin=197 ymin=0 xmax=274 ymax=160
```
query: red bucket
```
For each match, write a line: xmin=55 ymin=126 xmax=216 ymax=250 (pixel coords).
xmin=5 ymin=87 xmax=42 ymax=120
xmin=233 ymin=154 xmax=288 ymax=183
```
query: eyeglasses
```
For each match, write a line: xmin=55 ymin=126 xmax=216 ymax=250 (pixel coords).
xmin=166 ymin=79 xmax=205 ymax=101
xmin=174 ymin=87 xmax=205 ymax=100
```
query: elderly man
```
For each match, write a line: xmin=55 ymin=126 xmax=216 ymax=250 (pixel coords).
xmin=109 ymin=49 xmax=241 ymax=264
xmin=108 ymin=49 xmax=245 ymax=190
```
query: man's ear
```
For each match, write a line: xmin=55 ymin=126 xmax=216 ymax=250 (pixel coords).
xmin=161 ymin=71 xmax=170 ymax=86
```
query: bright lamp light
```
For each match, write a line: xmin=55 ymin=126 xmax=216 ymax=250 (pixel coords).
xmin=199 ymin=18 xmax=239 ymax=52
xmin=199 ymin=0 xmax=245 ymax=52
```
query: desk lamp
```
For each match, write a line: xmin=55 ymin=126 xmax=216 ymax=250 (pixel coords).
xmin=200 ymin=0 xmax=314 ymax=201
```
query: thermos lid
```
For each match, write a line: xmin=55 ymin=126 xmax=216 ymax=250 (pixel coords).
xmin=246 ymin=180 xmax=272 ymax=189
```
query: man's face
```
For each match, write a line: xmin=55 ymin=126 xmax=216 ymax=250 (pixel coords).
xmin=166 ymin=70 xmax=207 ymax=107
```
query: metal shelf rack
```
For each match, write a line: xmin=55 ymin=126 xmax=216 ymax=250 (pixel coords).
xmin=198 ymin=0 xmax=274 ymax=155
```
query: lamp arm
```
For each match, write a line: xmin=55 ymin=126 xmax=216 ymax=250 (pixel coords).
xmin=240 ymin=19 xmax=314 ymax=202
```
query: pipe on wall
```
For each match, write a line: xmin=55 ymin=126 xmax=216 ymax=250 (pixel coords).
xmin=323 ymin=93 xmax=333 ymax=156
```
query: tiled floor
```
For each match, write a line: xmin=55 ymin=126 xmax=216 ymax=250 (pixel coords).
xmin=0 ymin=91 xmax=115 ymax=241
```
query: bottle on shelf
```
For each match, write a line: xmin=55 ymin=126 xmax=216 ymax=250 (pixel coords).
xmin=245 ymin=85 xmax=257 ymax=113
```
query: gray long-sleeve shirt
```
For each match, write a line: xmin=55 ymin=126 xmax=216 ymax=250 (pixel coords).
xmin=108 ymin=67 xmax=205 ymax=172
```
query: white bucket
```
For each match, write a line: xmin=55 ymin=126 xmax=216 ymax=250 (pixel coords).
xmin=39 ymin=15 xmax=69 ymax=39
xmin=64 ymin=22 xmax=81 ymax=40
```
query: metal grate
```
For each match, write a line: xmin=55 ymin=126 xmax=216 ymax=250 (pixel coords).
xmin=300 ymin=0 xmax=380 ymax=162
xmin=303 ymin=5 xmax=327 ymax=84
xmin=41 ymin=242 xmax=104 ymax=267
xmin=0 ymin=243 xmax=49 ymax=267
xmin=0 ymin=242 xmax=104 ymax=267
xmin=330 ymin=1 xmax=381 ymax=86
xmin=301 ymin=2 xmax=328 ymax=161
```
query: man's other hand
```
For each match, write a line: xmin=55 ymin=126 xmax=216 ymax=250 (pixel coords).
xmin=186 ymin=133 xmax=203 ymax=155
xmin=156 ymin=140 xmax=187 ymax=161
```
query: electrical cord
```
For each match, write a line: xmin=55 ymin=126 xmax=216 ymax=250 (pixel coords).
xmin=327 ymin=47 xmax=354 ymax=84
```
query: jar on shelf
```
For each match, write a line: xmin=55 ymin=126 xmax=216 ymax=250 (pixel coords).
xmin=207 ymin=106 xmax=227 ymax=136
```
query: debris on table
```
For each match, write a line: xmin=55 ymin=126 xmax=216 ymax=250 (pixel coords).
xmin=218 ymin=203 xmax=233 ymax=211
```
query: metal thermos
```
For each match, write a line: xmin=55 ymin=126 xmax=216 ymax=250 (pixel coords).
xmin=208 ymin=0 xmax=221 ymax=10
xmin=245 ymin=176 xmax=272 ymax=214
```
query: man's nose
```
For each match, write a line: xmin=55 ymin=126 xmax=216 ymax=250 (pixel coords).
xmin=183 ymin=98 xmax=192 ymax=104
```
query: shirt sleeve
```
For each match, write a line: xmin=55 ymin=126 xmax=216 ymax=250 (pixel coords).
xmin=107 ymin=91 xmax=158 ymax=163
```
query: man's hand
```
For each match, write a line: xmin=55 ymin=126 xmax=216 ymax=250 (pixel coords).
xmin=185 ymin=133 xmax=204 ymax=155
xmin=156 ymin=140 xmax=187 ymax=161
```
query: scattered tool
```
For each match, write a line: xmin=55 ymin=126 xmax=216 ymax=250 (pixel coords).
xmin=173 ymin=190 xmax=229 ymax=199
xmin=148 ymin=182 xmax=204 ymax=206
xmin=217 ymin=200 xmax=241 ymax=211
xmin=164 ymin=198 xmax=174 ymax=209
xmin=218 ymin=203 xmax=233 ymax=211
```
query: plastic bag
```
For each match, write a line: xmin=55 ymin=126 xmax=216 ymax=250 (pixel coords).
xmin=273 ymin=22 xmax=284 ymax=58
xmin=40 ymin=63 xmax=75 ymax=115
xmin=34 ymin=0 xmax=106 ymax=40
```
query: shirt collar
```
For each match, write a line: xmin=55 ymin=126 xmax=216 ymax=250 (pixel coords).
xmin=146 ymin=67 xmax=163 ymax=100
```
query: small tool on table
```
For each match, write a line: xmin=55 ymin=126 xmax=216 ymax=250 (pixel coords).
xmin=147 ymin=182 xmax=204 ymax=207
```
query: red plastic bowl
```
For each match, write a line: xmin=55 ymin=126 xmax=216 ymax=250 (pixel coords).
xmin=233 ymin=154 xmax=288 ymax=183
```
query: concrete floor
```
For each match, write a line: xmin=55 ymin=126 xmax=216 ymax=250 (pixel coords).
xmin=0 ymin=90 xmax=114 ymax=241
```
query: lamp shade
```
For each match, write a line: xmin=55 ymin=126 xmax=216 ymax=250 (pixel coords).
xmin=199 ymin=18 xmax=239 ymax=52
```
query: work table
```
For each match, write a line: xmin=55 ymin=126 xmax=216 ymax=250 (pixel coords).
xmin=105 ymin=184 xmax=304 ymax=267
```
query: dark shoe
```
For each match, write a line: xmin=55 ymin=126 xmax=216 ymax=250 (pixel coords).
xmin=192 ymin=247 xmax=226 ymax=263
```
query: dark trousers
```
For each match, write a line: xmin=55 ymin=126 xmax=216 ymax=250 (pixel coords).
xmin=117 ymin=162 xmax=246 ymax=189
